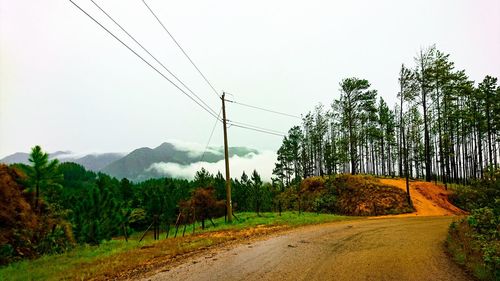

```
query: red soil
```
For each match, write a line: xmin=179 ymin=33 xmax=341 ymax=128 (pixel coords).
xmin=378 ymin=178 xmax=467 ymax=217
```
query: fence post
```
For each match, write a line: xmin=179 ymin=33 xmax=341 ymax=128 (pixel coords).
xmin=139 ymin=221 xmax=154 ymax=243
xmin=192 ymin=207 xmax=196 ymax=234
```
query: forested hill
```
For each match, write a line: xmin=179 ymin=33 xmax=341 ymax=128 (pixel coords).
xmin=1 ymin=142 xmax=259 ymax=182
xmin=101 ymin=142 xmax=258 ymax=181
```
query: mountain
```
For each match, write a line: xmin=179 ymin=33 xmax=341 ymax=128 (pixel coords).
xmin=101 ymin=142 xmax=258 ymax=182
xmin=70 ymin=153 xmax=125 ymax=171
xmin=0 ymin=152 xmax=31 ymax=165
xmin=0 ymin=151 xmax=123 ymax=172
xmin=1 ymin=142 xmax=259 ymax=182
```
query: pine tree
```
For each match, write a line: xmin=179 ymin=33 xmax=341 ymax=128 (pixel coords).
xmin=336 ymin=78 xmax=376 ymax=174
xmin=27 ymin=145 xmax=62 ymax=212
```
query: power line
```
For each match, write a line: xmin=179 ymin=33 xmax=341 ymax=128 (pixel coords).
xmin=88 ymin=0 xmax=219 ymax=118
xmin=229 ymin=123 xmax=285 ymax=137
xmin=142 ymin=0 xmax=221 ymax=99
xmin=68 ymin=0 xmax=220 ymax=121
xmin=227 ymin=120 xmax=286 ymax=135
xmin=226 ymin=99 xmax=301 ymax=119
xmin=199 ymin=108 xmax=222 ymax=163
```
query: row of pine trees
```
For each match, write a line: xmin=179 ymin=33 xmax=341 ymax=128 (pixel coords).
xmin=273 ymin=46 xmax=499 ymax=188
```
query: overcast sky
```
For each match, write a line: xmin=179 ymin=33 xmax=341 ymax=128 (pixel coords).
xmin=1 ymin=0 xmax=499 ymax=158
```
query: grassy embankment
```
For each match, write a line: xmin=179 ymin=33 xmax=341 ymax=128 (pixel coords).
xmin=0 ymin=212 xmax=354 ymax=281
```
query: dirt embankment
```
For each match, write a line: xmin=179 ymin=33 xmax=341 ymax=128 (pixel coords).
xmin=333 ymin=175 xmax=414 ymax=216
xmin=378 ymin=178 xmax=467 ymax=217
xmin=293 ymin=175 xmax=415 ymax=216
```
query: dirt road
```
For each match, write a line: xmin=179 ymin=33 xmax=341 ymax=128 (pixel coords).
xmin=144 ymin=216 xmax=471 ymax=281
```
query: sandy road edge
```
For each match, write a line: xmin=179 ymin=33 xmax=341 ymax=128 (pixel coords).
xmin=124 ymin=218 xmax=362 ymax=281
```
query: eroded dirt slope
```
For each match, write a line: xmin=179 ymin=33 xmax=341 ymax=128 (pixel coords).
xmin=379 ymin=178 xmax=467 ymax=216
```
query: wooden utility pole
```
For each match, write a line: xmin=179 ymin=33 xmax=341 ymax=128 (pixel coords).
xmin=221 ymin=92 xmax=233 ymax=222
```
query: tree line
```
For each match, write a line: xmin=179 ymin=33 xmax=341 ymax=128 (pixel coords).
xmin=273 ymin=45 xmax=500 ymax=188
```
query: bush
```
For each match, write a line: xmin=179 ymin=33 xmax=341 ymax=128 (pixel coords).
xmin=447 ymin=208 xmax=500 ymax=280
xmin=447 ymin=169 xmax=500 ymax=280
xmin=450 ymin=169 xmax=500 ymax=212
xmin=313 ymin=195 xmax=337 ymax=213
xmin=36 ymin=222 xmax=74 ymax=255
xmin=128 ymin=208 xmax=147 ymax=230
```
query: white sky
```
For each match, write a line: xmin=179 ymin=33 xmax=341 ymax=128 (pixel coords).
xmin=1 ymin=0 xmax=499 ymax=157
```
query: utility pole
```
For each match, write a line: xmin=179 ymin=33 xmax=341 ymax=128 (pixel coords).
xmin=221 ymin=92 xmax=233 ymax=222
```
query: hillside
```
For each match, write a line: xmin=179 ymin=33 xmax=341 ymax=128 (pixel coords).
xmin=101 ymin=142 xmax=258 ymax=181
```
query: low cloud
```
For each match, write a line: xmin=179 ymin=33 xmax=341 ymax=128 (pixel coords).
xmin=167 ymin=139 xmax=222 ymax=158
xmin=50 ymin=151 xmax=126 ymax=160
xmin=147 ymin=150 xmax=277 ymax=182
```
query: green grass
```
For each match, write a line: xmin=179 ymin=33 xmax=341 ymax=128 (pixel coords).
xmin=0 ymin=212 xmax=354 ymax=281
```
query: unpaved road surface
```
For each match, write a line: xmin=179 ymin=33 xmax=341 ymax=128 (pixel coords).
xmin=145 ymin=216 xmax=471 ymax=281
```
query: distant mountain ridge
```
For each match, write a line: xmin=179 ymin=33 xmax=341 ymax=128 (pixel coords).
xmin=1 ymin=142 xmax=259 ymax=182
xmin=0 ymin=151 xmax=124 ymax=172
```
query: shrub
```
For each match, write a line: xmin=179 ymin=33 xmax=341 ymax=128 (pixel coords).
xmin=450 ymin=169 xmax=500 ymax=212
xmin=447 ymin=208 xmax=500 ymax=280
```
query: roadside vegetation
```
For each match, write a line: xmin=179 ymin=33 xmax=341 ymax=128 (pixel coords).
xmin=0 ymin=212 xmax=351 ymax=281
xmin=446 ymin=168 xmax=500 ymax=281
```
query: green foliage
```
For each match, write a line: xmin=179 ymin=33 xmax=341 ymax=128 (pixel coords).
xmin=26 ymin=145 xmax=63 ymax=210
xmin=447 ymin=171 xmax=500 ymax=280
xmin=137 ymin=177 xmax=191 ymax=224
xmin=450 ymin=168 xmax=500 ymax=212
xmin=71 ymin=174 xmax=125 ymax=245
xmin=193 ymin=168 xmax=213 ymax=188
xmin=35 ymin=223 xmax=74 ymax=255
xmin=0 ymin=245 xmax=14 ymax=264
xmin=127 ymin=208 xmax=146 ymax=230
xmin=232 ymin=171 xmax=274 ymax=213
xmin=313 ymin=194 xmax=337 ymax=213
xmin=448 ymin=209 xmax=499 ymax=281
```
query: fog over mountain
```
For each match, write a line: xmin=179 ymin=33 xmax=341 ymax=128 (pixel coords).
xmin=148 ymin=150 xmax=276 ymax=182
xmin=100 ymin=141 xmax=270 ymax=182
xmin=0 ymin=141 xmax=276 ymax=182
